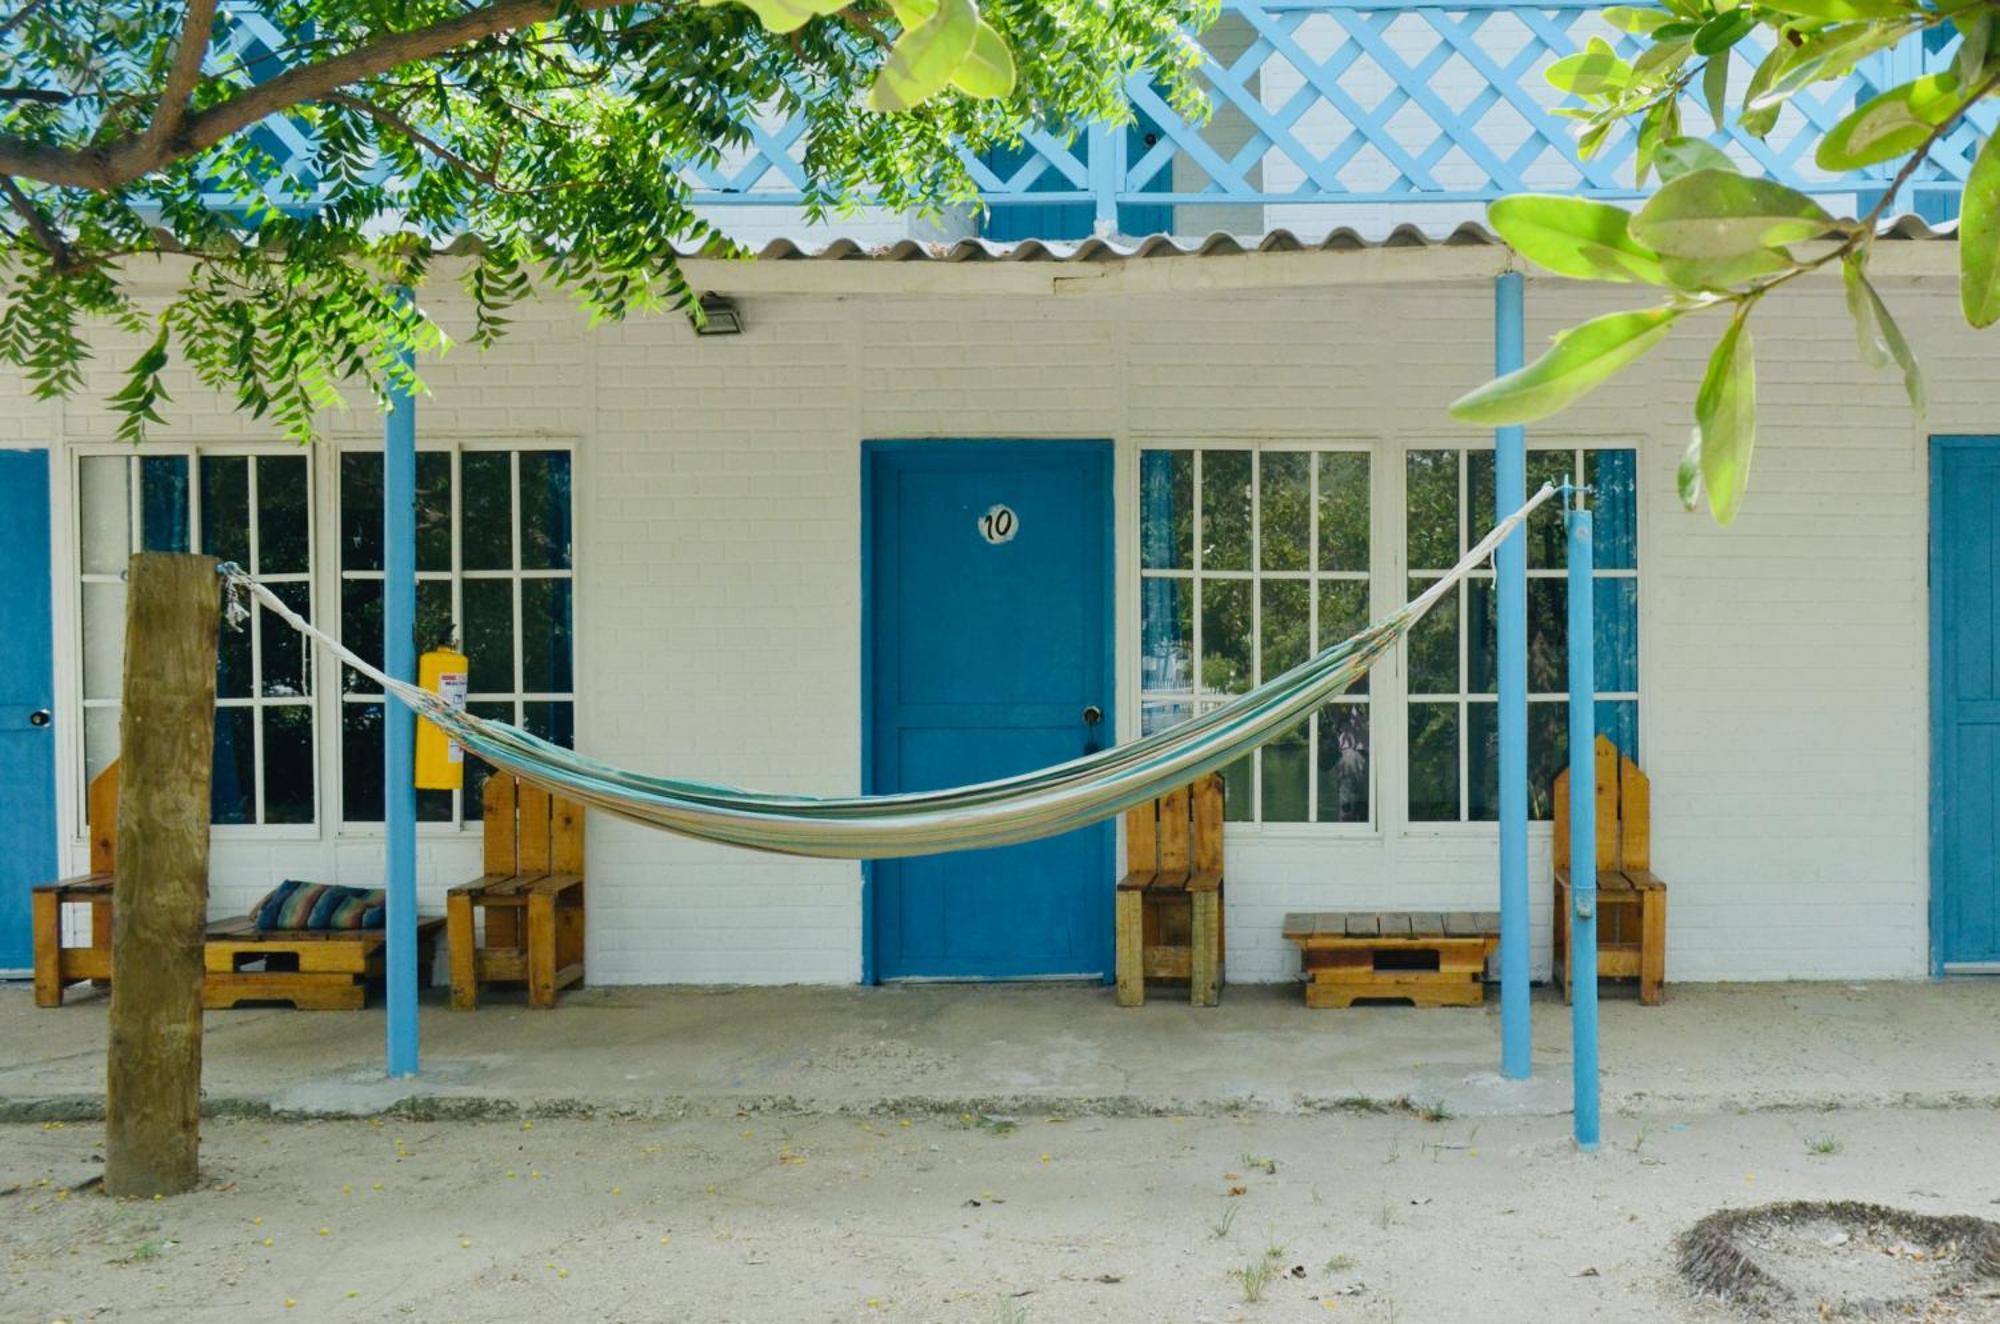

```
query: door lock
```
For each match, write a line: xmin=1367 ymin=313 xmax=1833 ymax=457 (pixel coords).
xmin=1082 ymin=705 xmax=1103 ymax=726
xmin=28 ymin=709 xmax=51 ymax=728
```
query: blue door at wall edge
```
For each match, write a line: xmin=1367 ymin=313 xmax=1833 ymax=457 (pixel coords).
xmin=865 ymin=442 xmax=1114 ymax=980
xmin=0 ymin=449 xmax=56 ymax=972
xmin=1933 ymin=437 xmax=2000 ymax=971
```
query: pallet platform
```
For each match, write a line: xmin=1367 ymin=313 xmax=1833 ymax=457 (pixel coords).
xmin=1283 ymin=911 xmax=1500 ymax=1008
xmin=203 ymin=917 xmax=445 ymax=1011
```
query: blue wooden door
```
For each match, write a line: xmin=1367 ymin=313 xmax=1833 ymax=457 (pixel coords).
xmin=865 ymin=442 xmax=1114 ymax=980
xmin=1934 ymin=437 xmax=2000 ymax=969
xmin=0 ymin=449 xmax=56 ymax=971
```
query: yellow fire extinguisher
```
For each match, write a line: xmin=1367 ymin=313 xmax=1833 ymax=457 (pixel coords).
xmin=415 ymin=636 xmax=469 ymax=791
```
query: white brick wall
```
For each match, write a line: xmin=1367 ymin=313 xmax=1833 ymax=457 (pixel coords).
xmin=35 ymin=256 xmax=1970 ymax=984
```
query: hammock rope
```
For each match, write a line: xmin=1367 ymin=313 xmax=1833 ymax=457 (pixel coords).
xmin=221 ymin=483 xmax=1555 ymax=859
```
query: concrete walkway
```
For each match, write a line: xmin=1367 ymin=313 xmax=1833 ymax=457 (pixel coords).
xmin=4 ymin=978 xmax=1998 ymax=1122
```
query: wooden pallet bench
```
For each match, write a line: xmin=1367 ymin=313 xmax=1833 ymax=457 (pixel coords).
xmin=447 ymin=773 xmax=587 ymax=1009
xmin=1115 ymin=774 xmax=1224 ymax=1007
xmin=1553 ymin=735 xmax=1668 ymax=1005
xmin=1283 ymin=911 xmax=1500 ymax=1008
xmin=30 ymin=761 xmax=120 ymax=1007
xmin=203 ymin=916 xmax=446 ymax=1011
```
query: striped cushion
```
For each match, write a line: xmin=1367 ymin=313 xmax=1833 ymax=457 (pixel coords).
xmin=250 ymin=880 xmax=385 ymax=932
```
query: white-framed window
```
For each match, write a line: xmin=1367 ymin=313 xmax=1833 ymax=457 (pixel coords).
xmin=336 ymin=445 xmax=574 ymax=828
xmin=75 ymin=448 xmax=317 ymax=826
xmin=1137 ymin=445 xmax=1373 ymax=824
xmin=1403 ymin=445 xmax=1638 ymax=823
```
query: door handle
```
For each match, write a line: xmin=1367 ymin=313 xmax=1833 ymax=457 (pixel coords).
xmin=1082 ymin=705 xmax=1103 ymax=755
xmin=1082 ymin=705 xmax=1103 ymax=727
xmin=27 ymin=709 xmax=50 ymax=728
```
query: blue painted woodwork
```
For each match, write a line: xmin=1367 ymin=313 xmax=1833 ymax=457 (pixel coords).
xmin=1932 ymin=438 xmax=2000 ymax=971
xmin=1564 ymin=496 xmax=1598 ymax=1150
xmin=863 ymin=441 xmax=1115 ymax=981
xmin=981 ymin=109 xmax=1173 ymax=241
xmin=384 ymin=326 xmax=420 ymax=1077
xmin=1493 ymin=272 xmax=1530 ymax=1081
xmin=0 ymin=450 xmax=55 ymax=971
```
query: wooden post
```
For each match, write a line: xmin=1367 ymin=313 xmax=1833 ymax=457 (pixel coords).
xmin=104 ymin=553 xmax=219 ymax=1198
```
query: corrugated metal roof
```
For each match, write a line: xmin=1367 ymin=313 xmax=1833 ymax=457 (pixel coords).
xmin=743 ymin=214 xmax=1957 ymax=262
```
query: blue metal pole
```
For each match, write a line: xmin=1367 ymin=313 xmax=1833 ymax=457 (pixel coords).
xmin=383 ymin=305 xmax=420 ymax=1079
xmin=1565 ymin=498 xmax=1598 ymax=1150
xmin=1494 ymin=271 xmax=1531 ymax=1081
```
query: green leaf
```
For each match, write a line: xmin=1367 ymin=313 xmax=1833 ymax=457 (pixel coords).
xmin=1676 ymin=429 xmax=1704 ymax=509
xmin=950 ymin=19 xmax=1015 ymax=98
xmin=869 ymin=0 xmax=979 ymax=112
xmin=1547 ymin=39 xmax=1634 ymax=96
xmin=1745 ymin=22 xmax=1913 ymax=113
xmin=1657 ymin=246 xmax=1795 ymax=292
xmin=1630 ymin=168 xmax=1834 ymax=258
xmin=1852 ymin=267 xmax=1926 ymax=414
xmin=886 ymin=0 xmax=939 ymax=23
xmin=1634 ymin=37 xmax=1694 ymax=79
xmin=700 ymin=0 xmax=849 ymax=33
xmin=1693 ymin=10 xmax=1756 ymax=55
xmin=1603 ymin=6 xmax=1674 ymax=34
xmin=1758 ymin=0 xmax=1911 ymax=19
xmin=1841 ymin=254 xmax=1890 ymax=369
xmin=1448 ymin=306 xmax=1682 ymax=425
xmin=1703 ymin=51 xmax=1731 ymax=128
xmin=1654 ymin=136 xmax=1736 ymax=181
xmin=1955 ymin=9 xmax=1991 ymax=85
xmin=1962 ymin=130 xmax=2000 ymax=328
xmin=1816 ymin=73 xmax=1975 ymax=171
xmin=1694 ymin=312 xmax=1756 ymax=525
xmin=1487 ymin=195 xmax=1665 ymax=283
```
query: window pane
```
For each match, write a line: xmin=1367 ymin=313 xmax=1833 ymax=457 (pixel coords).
xmin=520 ymin=578 xmax=574 ymax=694
xmin=261 ymin=582 xmax=312 ymax=698
xmin=258 ymin=455 xmax=310 ymax=575
xmin=1467 ymin=448 xmax=1495 ymax=549
xmin=1140 ymin=578 xmax=1191 ymax=694
xmin=1595 ymin=577 xmax=1638 ymax=693
xmin=1468 ymin=701 xmax=1499 ymax=822
xmin=519 ymin=451 xmax=573 ymax=571
xmin=1259 ymin=451 xmax=1309 ymax=571
xmin=461 ymin=451 xmax=512 ymax=571
xmin=199 ymin=455 xmax=251 ymax=566
xmin=1469 ymin=578 xmax=1497 ymax=695
xmin=463 ymin=578 xmax=515 ymax=693
xmin=82 ymin=581 xmax=126 ymax=701
xmin=1318 ymin=452 xmax=1368 ymax=572
xmin=262 ymin=704 xmax=314 ymax=824
xmin=1528 ymin=700 xmax=1568 ymax=821
xmin=1528 ymin=579 xmax=1567 ymax=694
xmin=79 ymin=456 xmax=132 ymax=574
xmin=1200 ymin=450 xmax=1252 ymax=571
xmin=417 ymin=579 xmax=454 ymax=660
xmin=1408 ymin=702 xmax=1459 ymax=822
xmin=1406 ymin=450 xmax=1457 ymax=569
xmin=340 ymin=453 xmax=382 ymax=571
xmin=1140 ymin=699 xmax=1191 ymax=736
xmin=1139 ymin=450 xmax=1192 ymax=571
xmin=1260 ymin=579 xmax=1309 ymax=680
xmin=340 ymin=578 xmax=383 ymax=690
xmin=1527 ymin=450 xmax=1576 ymax=569
xmin=463 ymin=707 xmax=512 ymax=822
xmin=85 ymin=706 xmax=119 ymax=788
xmin=1587 ymin=449 xmax=1638 ymax=570
xmin=1220 ymin=750 xmax=1252 ymax=823
xmin=1319 ymin=579 xmax=1368 ymax=695
xmin=140 ymin=456 xmax=189 ymax=553
xmin=1198 ymin=579 xmax=1252 ymax=697
xmin=216 ymin=596 xmax=253 ymax=699
xmin=1260 ymin=719 xmax=1309 ymax=822
xmin=211 ymin=707 xmax=256 ymax=824
xmin=416 ymin=452 xmax=452 ymax=573
xmin=342 ymin=702 xmax=384 ymax=822
xmin=1317 ymin=703 xmax=1370 ymax=823
xmin=1407 ymin=578 xmax=1457 ymax=694
xmin=523 ymin=700 xmax=575 ymax=747
xmin=1597 ymin=699 xmax=1639 ymax=766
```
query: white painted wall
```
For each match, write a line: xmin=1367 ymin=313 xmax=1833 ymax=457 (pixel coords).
xmin=39 ymin=252 xmax=1964 ymax=984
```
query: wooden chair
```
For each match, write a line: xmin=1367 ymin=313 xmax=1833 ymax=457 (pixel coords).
xmin=30 ymin=761 xmax=119 ymax=1007
xmin=1284 ymin=911 xmax=1500 ymax=1008
xmin=1115 ymin=774 xmax=1224 ymax=1007
xmin=447 ymin=772 xmax=586 ymax=1009
xmin=1553 ymin=735 xmax=1668 ymax=1006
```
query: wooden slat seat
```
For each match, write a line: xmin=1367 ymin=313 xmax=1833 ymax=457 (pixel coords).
xmin=1114 ymin=775 xmax=1224 ymax=1007
xmin=31 ymin=762 xmax=120 ymax=1007
xmin=446 ymin=772 xmax=587 ymax=1009
xmin=1553 ymin=735 xmax=1668 ymax=1005
xmin=1284 ymin=910 xmax=1500 ymax=1008
xmin=203 ymin=916 xmax=446 ymax=1011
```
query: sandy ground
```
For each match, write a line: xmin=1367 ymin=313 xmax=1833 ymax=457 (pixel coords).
xmin=7 ymin=1107 xmax=2000 ymax=1324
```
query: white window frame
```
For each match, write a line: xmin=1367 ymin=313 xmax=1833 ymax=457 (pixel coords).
xmin=70 ymin=443 xmax=319 ymax=836
xmin=334 ymin=440 xmax=577 ymax=834
xmin=1134 ymin=440 xmax=1379 ymax=830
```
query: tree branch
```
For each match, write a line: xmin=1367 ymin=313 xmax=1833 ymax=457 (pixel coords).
xmin=0 ymin=0 xmax=51 ymax=41
xmin=0 ymin=0 xmax=630 ymax=190
xmin=323 ymin=91 xmax=496 ymax=186
xmin=138 ymin=0 xmax=220 ymax=161
xmin=0 ymin=86 xmax=69 ymax=104
xmin=1 ymin=174 xmax=73 ymax=270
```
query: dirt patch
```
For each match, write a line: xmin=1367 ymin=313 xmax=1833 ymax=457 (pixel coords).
xmin=1681 ymin=1201 xmax=2000 ymax=1322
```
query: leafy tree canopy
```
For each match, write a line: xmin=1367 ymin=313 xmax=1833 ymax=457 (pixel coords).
xmin=0 ymin=0 xmax=1209 ymax=439
xmin=1451 ymin=0 xmax=1999 ymax=525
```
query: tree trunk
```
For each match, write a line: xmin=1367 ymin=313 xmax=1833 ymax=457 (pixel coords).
xmin=104 ymin=553 xmax=219 ymax=1198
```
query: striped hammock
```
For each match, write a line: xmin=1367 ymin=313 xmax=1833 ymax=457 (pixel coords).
xmin=225 ymin=485 xmax=1555 ymax=860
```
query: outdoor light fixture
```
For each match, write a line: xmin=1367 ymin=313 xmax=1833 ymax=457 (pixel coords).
xmin=695 ymin=292 xmax=742 ymax=336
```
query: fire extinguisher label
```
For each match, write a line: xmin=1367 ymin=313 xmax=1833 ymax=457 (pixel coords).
xmin=439 ymin=671 xmax=468 ymax=763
